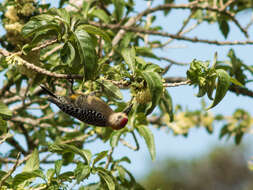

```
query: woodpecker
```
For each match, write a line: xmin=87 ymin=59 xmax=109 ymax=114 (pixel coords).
xmin=40 ymin=85 xmax=132 ymax=130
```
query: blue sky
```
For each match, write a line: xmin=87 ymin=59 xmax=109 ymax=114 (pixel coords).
xmin=0 ymin=0 xmax=252 ymax=183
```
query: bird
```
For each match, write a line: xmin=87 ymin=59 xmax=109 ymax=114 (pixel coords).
xmin=40 ymin=85 xmax=132 ymax=130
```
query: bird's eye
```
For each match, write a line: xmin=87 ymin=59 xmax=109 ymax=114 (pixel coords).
xmin=117 ymin=115 xmax=122 ymax=120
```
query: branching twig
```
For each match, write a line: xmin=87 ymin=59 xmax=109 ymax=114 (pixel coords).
xmin=0 ymin=152 xmax=21 ymax=187
xmin=6 ymin=54 xmax=83 ymax=80
xmin=160 ymin=57 xmax=189 ymax=66
xmin=219 ymin=0 xmax=235 ymax=11
xmin=0 ymin=133 xmax=13 ymax=145
xmin=89 ymin=22 xmax=253 ymax=45
xmin=119 ymin=131 xmax=139 ymax=151
xmin=6 ymin=138 xmax=27 ymax=155
xmin=164 ymin=77 xmax=253 ymax=98
xmin=105 ymin=148 xmax=114 ymax=169
xmin=138 ymin=2 xmax=248 ymax=37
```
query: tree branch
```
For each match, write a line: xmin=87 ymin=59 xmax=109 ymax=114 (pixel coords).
xmin=6 ymin=138 xmax=27 ymax=155
xmin=0 ymin=152 xmax=21 ymax=187
xmin=138 ymin=2 xmax=248 ymax=37
xmin=164 ymin=77 xmax=253 ymax=98
xmin=89 ymin=22 xmax=253 ymax=45
xmin=163 ymin=80 xmax=191 ymax=87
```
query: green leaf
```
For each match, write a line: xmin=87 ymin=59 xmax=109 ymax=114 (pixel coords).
xmin=80 ymin=25 xmax=111 ymax=44
xmin=0 ymin=101 xmax=12 ymax=119
xmin=0 ymin=118 xmax=8 ymax=133
xmin=122 ymin=47 xmax=136 ymax=75
xmin=241 ymin=63 xmax=253 ymax=75
xmin=74 ymin=163 xmax=90 ymax=183
xmin=91 ymin=8 xmax=110 ymax=23
xmin=23 ymin=149 xmax=39 ymax=172
xmin=110 ymin=130 xmax=124 ymax=148
xmin=49 ymin=143 xmax=92 ymax=164
xmin=22 ymin=15 xmax=59 ymax=37
xmin=92 ymin=151 xmax=108 ymax=167
xmin=219 ymin=124 xmax=229 ymax=139
xmin=164 ymin=0 xmax=174 ymax=15
xmin=114 ymin=156 xmax=131 ymax=164
xmin=0 ymin=170 xmax=12 ymax=186
xmin=52 ymin=8 xmax=71 ymax=26
xmin=207 ymin=69 xmax=230 ymax=110
xmin=141 ymin=71 xmax=163 ymax=115
xmin=135 ymin=47 xmax=160 ymax=60
xmin=137 ymin=125 xmax=156 ymax=161
xmin=196 ymin=85 xmax=206 ymax=97
xmin=112 ymin=0 xmax=125 ymax=21
xmin=95 ymin=167 xmax=115 ymax=190
xmin=60 ymin=42 xmax=75 ymax=66
xmin=55 ymin=160 xmax=62 ymax=177
xmin=13 ymin=170 xmax=43 ymax=188
xmin=116 ymin=165 xmax=126 ymax=181
xmin=206 ymin=77 xmax=216 ymax=100
xmin=81 ymin=1 xmax=93 ymax=19
xmin=97 ymin=79 xmax=123 ymax=100
xmin=235 ymin=132 xmax=243 ymax=145
xmin=218 ymin=18 xmax=229 ymax=39
xmin=230 ymin=77 xmax=243 ymax=87
xmin=74 ymin=28 xmax=98 ymax=80
xmin=46 ymin=168 xmax=55 ymax=182
xmin=62 ymin=152 xmax=74 ymax=165
xmin=58 ymin=171 xmax=74 ymax=182
xmin=160 ymin=90 xmax=174 ymax=122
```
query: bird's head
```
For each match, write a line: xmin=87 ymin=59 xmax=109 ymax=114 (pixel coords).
xmin=109 ymin=112 xmax=128 ymax=130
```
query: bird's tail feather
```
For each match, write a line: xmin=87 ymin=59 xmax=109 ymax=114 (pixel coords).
xmin=40 ymin=85 xmax=57 ymax=98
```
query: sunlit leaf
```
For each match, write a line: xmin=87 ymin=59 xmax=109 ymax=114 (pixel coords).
xmin=91 ymin=9 xmax=110 ymax=23
xmin=60 ymin=42 xmax=75 ymax=66
xmin=207 ymin=69 xmax=230 ymax=109
xmin=95 ymin=167 xmax=115 ymax=190
xmin=49 ymin=143 xmax=92 ymax=164
xmin=80 ymin=25 xmax=111 ymax=44
xmin=122 ymin=47 xmax=136 ymax=75
xmin=141 ymin=71 xmax=163 ymax=115
xmin=92 ymin=151 xmax=108 ymax=167
xmin=160 ymin=90 xmax=174 ymax=122
xmin=0 ymin=101 xmax=12 ymax=119
xmin=112 ymin=0 xmax=125 ymax=21
xmin=13 ymin=170 xmax=44 ymax=188
xmin=230 ymin=77 xmax=243 ymax=87
xmin=97 ymin=79 xmax=123 ymax=100
xmin=74 ymin=163 xmax=90 ymax=183
xmin=110 ymin=130 xmax=124 ymax=148
xmin=74 ymin=28 xmax=98 ymax=80
xmin=137 ymin=125 xmax=156 ymax=161
xmin=23 ymin=149 xmax=39 ymax=172
xmin=55 ymin=160 xmax=62 ymax=177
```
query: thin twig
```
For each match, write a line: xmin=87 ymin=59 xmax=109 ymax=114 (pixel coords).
xmin=164 ymin=77 xmax=253 ymax=98
xmin=138 ymin=2 xmax=248 ymax=37
xmin=41 ymin=44 xmax=63 ymax=60
xmin=89 ymin=22 xmax=253 ymax=45
xmin=105 ymin=148 xmax=114 ymax=169
xmin=0 ymin=152 xmax=21 ymax=187
xmin=119 ymin=131 xmax=139 ymax=151
xmin=0 ymin=133 xmax=13 ymax=145
xmin=6 ymin=138 xmax=27 ymax=155
xmin=154 ymin=11 xmax=198 ymax=48
xmin=219 ymin=0 xmax=235 ymax=11
xmin=160 ymin=57 xmax=189 ymax=66
xmin=163 ymin=80 xmax=191 ymax=87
